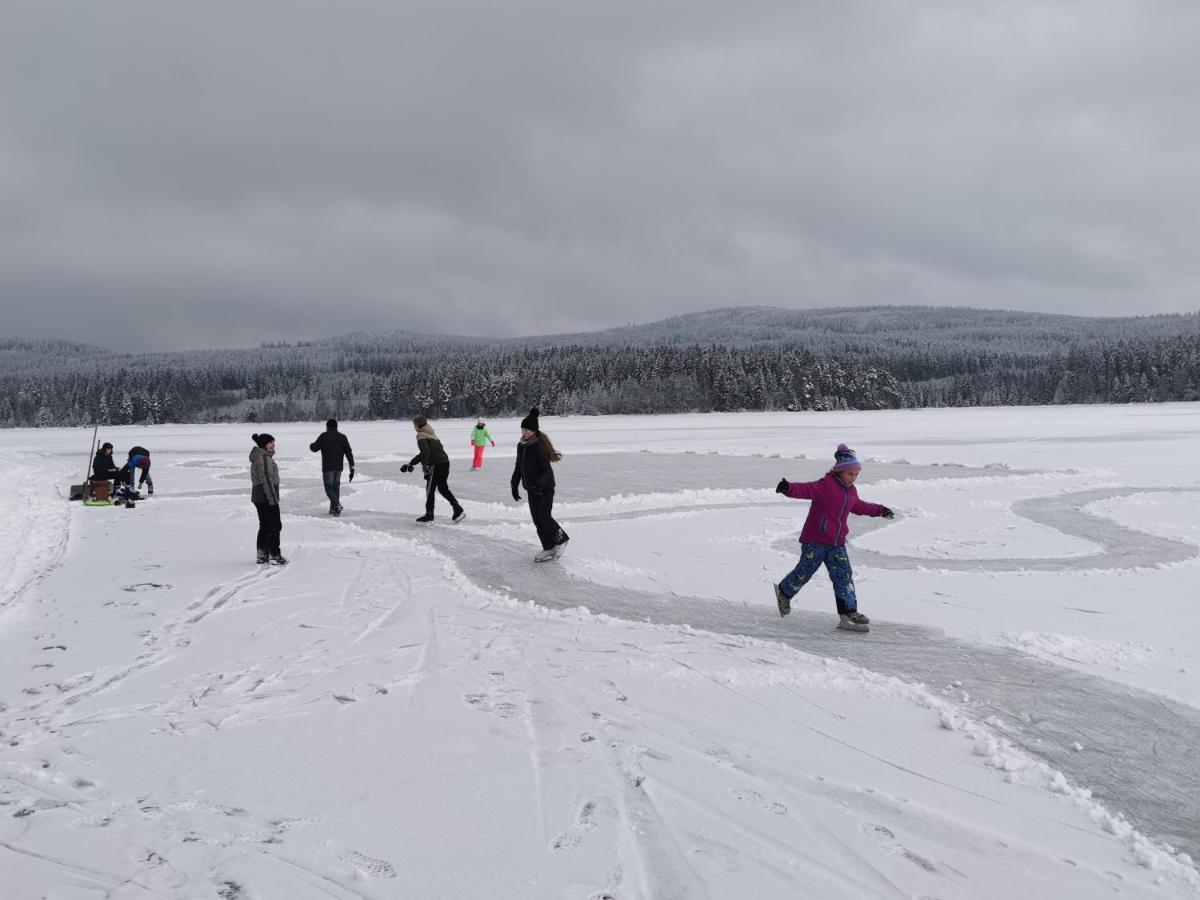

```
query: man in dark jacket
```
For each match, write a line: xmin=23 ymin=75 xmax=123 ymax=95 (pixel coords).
xmin=92 ymin=442 xmax=120 ymax=481
xmin=401 ymin=416 xmax=465 ymax=524
xmin=310 ymin=419 xmax=355 ymax=515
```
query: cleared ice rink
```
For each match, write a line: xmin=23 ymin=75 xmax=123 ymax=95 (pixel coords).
xmin=1 ymin=404 xmax=1198 ymax=897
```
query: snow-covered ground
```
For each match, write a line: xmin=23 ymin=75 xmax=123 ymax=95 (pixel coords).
xmin=1 ymin=404 xmax=1198 ymax=898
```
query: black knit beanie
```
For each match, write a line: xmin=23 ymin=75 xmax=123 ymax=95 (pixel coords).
xmin=519 ymin=407 xmax=540 ymax=432
xmin=253 ymin=433 xmax=275 ymax=448
xmin=326 ymin=419 xmax=338 ymax=430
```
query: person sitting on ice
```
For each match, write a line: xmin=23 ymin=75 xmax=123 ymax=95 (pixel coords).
xmin=772 ymin=443 xmax=894 ymax=632
xmin=92 ymin=441 xmax=137 ymax=497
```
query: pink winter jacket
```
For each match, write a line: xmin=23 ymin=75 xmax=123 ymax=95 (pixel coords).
xmin=784 ymin=474 xmax=888 ymax=546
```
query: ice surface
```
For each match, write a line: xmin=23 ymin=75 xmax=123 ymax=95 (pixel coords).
xmin=1 ymin=404 xmax=1198 ymax=897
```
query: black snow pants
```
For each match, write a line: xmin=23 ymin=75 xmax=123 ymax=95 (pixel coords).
xmin=528 ymin=488 xmax=567 ymax=551
xmin=254 ymin=501 xmax=282 ymax=555
xmin=425 ymin=462 xmax=461 ymax=515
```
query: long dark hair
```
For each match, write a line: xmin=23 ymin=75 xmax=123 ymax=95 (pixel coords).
xmin=537 ymin=431 xmax=562 ymax=462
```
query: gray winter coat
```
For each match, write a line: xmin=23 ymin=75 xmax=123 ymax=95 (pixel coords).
xmin=250 ymin=446 xmax=280 ymax=505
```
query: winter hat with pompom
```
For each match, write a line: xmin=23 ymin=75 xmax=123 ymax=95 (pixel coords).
xmin=520 ymin=407 xmax=540 ymax=432
xmin=252 ymin=433 xmax=275 ymax=448
xmin=831 ymin=443 xmax=861 ymax=473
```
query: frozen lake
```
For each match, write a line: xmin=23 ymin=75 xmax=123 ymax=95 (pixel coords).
xmin=1 ymin=404 xmax=1198 ymax=898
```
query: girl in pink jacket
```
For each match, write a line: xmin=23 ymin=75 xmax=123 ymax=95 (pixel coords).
xmin=773 ymin=444 xmax=894 ymax=632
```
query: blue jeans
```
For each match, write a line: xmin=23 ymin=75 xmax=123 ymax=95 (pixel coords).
xmin=322 ymin=470 xmax=341 ymax=507
xmin=778 ymin=542 xmax=858 ymax=614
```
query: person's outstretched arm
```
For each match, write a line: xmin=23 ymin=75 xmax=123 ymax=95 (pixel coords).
xmin=851 ymin=497 xmax=893 ymax=518
xmin=776 ymin=477 xmax=822 ymax=500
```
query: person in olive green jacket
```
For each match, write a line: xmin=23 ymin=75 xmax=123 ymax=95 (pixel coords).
xmin=470 ymin=419 xmax=495 ymax=470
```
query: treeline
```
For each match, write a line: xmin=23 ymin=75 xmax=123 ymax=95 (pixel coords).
xmin=0 ymin=343 xmax=900 ymax=427
xmin=2 ymin=306 xmax=1199 ymax=427
xmin=900 ymin=334 xmax=1200 ymax=407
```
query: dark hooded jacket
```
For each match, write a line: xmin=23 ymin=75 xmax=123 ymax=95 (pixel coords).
xmin=511 ymin=436 xmax=555 ymax=495
xmin=310 ymin=427 xmax=354 ymax=472
xmin=92 ymin=449 xmax=120 ymax=480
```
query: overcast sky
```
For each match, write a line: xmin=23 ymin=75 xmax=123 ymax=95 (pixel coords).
xmin=2 ymin=1 xmax=1199 ymax=351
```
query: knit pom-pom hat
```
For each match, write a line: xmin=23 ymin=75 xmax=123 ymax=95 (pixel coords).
xmin=520 ymin=407 xmax=540 ymax=432
xmin=831 ymin=443 xmax=861 ymax=473
xmin=252 ymin=433 xmax=276 ymax=448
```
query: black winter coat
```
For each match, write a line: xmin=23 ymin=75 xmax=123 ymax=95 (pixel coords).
xmin=511 ymin=437 xmax=555 ymax=495
xmin=92 ymin=450 xmax=120 ymax=480
xmin=310 ymin=429 xmax=355 ymax=471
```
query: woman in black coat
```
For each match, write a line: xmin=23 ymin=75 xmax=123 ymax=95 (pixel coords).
xmin=510 ymin=408 xmax=569 ymax=561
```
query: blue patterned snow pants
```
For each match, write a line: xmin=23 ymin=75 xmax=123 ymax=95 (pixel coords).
xmin=778 ymin=542 xmax=858 ymax=615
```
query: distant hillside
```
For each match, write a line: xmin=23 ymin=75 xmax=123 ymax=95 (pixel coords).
xmin=1 ymin=306 xmax=1197 ymax=426
xmin=0 ymin=339 xmax=109 ymax=374
xmin=514 ymin=304 xmax=1200 ymax=353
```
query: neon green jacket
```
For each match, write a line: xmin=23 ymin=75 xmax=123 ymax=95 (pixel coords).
xmin=470 ymin=425 xmax=494 ymax=447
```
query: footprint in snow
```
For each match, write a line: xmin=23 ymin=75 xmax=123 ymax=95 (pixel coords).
xmin=730 ymin=788 xmax=787 ymax=816
xmin=338 ymin=850 xmax=397 ymax=878
xmin=549 ymin=832 xmax=581 ymax=851
xmin=860 ymin=822 xmax=939 ymax=874
xmin=123 ymin=582 xmax=172 ymax=592
xmin=550 ymin=800 xmax=601 ymax=851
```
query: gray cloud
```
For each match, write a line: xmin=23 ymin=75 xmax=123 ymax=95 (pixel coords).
xmin=2 ymin=1 xmax=1198 ymax=351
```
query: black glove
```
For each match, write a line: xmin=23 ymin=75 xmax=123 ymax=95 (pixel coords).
xmin=348 ymin=468 xmax=355 ymax=482
xmin=775 ymin=478 xmax=789 ymax=495
xmin=512 ymin=487 xmax=521 ymax=502
xmin=881 ymin=507 xmax=895 ymax=519
xmin=400 ymin=464 xmax=411 ymax=474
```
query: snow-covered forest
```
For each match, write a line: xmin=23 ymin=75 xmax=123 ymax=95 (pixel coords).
xmin=2 ymin=306 xmax=1198 ymax=427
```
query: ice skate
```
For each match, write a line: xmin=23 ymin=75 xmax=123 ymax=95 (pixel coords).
xmin=775 ymin=584 xmax=791 ymax=617
xmin=837 ymin=612 xmax=870 ymax=632
xmin=452 ymin=508 xmax=467 ymax=523
xmin=416 ymin=513 xmax=434 ymax=523
xmin=550 ymin=533 xmax=569 ymax=558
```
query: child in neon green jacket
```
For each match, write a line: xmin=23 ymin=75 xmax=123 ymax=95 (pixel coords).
xmin=470 ymin=420 xmax=495 ymax=469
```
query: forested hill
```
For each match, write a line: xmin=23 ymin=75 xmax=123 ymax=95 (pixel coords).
xmin=1 ymin=305 xmax=1198 ymax=427
xmin=509 ymin=306 xmax=1200 ymax=353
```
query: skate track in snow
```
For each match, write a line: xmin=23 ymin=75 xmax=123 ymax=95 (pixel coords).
xmin=337 ymin=452 xmax=1200 ymax=858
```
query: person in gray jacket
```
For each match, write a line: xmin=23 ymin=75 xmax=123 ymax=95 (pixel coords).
xmin=250 ymin=433 xmax=288 ymax=565
xmin=400 ymin=416 xmax=465 ymax=524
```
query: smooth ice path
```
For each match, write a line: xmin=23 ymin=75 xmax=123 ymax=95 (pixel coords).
xmin=349 ymin=452 xmax=1200 ymax=858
